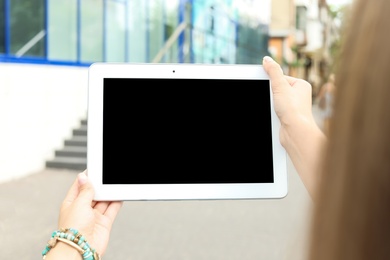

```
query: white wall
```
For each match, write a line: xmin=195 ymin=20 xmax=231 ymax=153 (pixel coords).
xmin=0 ymin=63 xmax=88 ymax=183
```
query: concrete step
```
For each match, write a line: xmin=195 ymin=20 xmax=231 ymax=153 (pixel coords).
xmin=72 ymin=125 xmax=87 ymax=136
xmin=55 ymin=146 xmax=87 ymax=158
xmin=45 ymin=157 xmax=87 ymax=171
xmin=64 ymin=136 xmax=87 ymax=146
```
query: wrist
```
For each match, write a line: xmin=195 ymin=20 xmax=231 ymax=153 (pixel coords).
xmin=279 ymin=113 xmax=318 ymax=147
xmin=42 ymin=228 xmax=100 ymax=260
xmin=45 ymin=241 xmax=82 ymax=260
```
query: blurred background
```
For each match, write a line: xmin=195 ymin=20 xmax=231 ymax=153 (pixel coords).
xmin=0 ymin=0 xmax=349 ymax=181
xmin=0 ymin=0 xmax=350 ymax=259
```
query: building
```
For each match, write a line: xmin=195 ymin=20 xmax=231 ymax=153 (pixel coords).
xmin=268 ymin=0 xmax=340 ymax=94
xmin=0 ymin=0 xmax=271 ymax=182
xmin=268 ymin=0 xmax=296 ymax=72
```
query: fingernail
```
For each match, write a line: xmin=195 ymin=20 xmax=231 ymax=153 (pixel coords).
xmin=78 ymin=172 xmax=88 ymax=185
xmin=263 ymin=56 xmax=273 ymax=63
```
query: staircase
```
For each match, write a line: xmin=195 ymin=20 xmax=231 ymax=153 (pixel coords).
xmin=45 ymin=23 xmax=188 ymax=171
xmin=45 ymin=118 xmax=87 ymax=171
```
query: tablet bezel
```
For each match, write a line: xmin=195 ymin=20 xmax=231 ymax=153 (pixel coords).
xmin=87 ymin=63 xmax=288 ymax=201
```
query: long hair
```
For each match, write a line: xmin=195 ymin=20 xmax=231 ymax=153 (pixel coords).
xmin=307 ymin=0 xmax=390 ymax=259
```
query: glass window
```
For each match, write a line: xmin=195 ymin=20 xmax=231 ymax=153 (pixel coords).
xmin=105 ymin=0 xmax=125 ymax=62
xmin=47 ymin=0 xmax=77 ymax=61
xmin=212 ymin=7 xmax=236 ymax=64
xmin=192 ymin=30 xmax=205 ymax=63
xmin=296 ymin=6 xmax=307 ymax=30
xmin=193 ymin=1 xmax=237 ymax=64
xmin=148 ymin=0 xmax=164 ymax=62
xmin=81 ymin=0 xmax=103 ymax=63
xmin=10 ymin=0 xmax=45 ymax=57
xmin=192 ymin=1 xmax=211 ymax=63
xmin=0 ymin=0 xmax=4 ymax=53
xmin=127 ymin=0 xmax=147 ymax=62
xmin=0 ymin=0 xmax=5 ymax=53
xmin=161 ymin=0 xmax=179 ymax=63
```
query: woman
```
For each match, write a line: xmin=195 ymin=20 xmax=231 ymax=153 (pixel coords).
xmin=43 ymin=0 xmax=390 ymax=259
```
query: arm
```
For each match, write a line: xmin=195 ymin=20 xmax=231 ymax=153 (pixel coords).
xmin=262 ymin=56 xmax=327 ymax=199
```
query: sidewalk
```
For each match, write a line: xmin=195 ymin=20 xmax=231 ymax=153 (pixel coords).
xmin=0 ymin=165 xmax=313 ymax=260
xmin=0 ymin=106 xmax=323 ymax=260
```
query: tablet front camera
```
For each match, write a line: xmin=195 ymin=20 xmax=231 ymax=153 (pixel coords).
xmin=172 ymin=70 xmax=175 ymax=73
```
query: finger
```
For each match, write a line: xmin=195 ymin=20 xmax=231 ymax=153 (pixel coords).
xmin=262 ymin=56 xmax=289 ymax=91
xmin=62 ymin=171 xmax=85 ymax=207
xmin=285 ymin=75 xmax=312 ymax=93
xmin=93 ymin=200 xmax=123 ymax=217
xmin=285 ymin=75 xmax=301 ymax=87
xmin=93 ymin=201 xmax=112 ymax=214
xmin=103 ymin=201 xmax=123 ymax=222
xmin=76 ymin=171 xmax=95 ymax=204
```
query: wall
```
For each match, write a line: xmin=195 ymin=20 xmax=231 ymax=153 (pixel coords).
xmin=269 ymin=0 xmax=295 ymax=32
xmin=0 ymin=63 xmax=88 ymax=183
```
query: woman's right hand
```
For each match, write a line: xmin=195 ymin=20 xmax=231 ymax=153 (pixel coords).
xmin=262 ymin=56 xmax=315 ymax=139
xmin=262 ymin=56 xmax=327 ymax=199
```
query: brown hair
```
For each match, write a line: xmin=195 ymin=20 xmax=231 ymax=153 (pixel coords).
xmin=307 ymin=0 xmax=390 ymax=259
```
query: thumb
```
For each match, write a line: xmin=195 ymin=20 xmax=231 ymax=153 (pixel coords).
xmin=77 ymin=171 xmax=95 ymax=203
xmin=262 ymin=56 xmax=289 ymax=93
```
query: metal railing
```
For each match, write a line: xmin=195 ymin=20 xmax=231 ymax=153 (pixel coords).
xmin=15 ymin=30 xmax=46 ymax=58
xmin=152 ymin=22 xmax=188 ymax=63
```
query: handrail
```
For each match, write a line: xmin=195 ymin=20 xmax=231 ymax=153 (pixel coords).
xmin=152 ymin=22 xmax=188 ymax=63
xmin=15 ymin=30 xmax=46 ymax=57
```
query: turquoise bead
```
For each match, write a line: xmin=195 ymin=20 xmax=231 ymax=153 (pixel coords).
xmin=70 ymin=228 xmax=78 ymax=235
xmin=83 ymin=250 xmax=92 ymax=258
xmin=78 ymin=236 xmax=85 ymax=245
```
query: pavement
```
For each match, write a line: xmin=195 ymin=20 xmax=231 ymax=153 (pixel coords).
xmin=0 ymin=105 xmax=323 ymax=260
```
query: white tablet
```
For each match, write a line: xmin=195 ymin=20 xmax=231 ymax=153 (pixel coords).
xmin=87 ymin=63 xmax=287 ymax=201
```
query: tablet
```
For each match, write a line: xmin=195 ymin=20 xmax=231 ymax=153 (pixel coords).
xmin=87 ymin=63 xmax=288 ymax=201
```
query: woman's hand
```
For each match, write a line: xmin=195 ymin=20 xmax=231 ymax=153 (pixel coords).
xmin=263 ymin=56 xmax=315 ymax=138
xmin=57 ymin=170 xmax=123 ymax=256
xmin=263 ymin=56 xmax=327 ymax=199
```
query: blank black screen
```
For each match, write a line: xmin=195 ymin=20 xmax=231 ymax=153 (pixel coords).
xmin=102 ymin=78 xmax=273 ymax=184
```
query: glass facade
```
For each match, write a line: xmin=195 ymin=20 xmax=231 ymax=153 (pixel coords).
xmin=0 ymin=0 xmax=270 ymax=66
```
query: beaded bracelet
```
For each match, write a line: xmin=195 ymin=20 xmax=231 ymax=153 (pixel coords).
xmin=42 ymin=228 xmax=100 ymax=260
